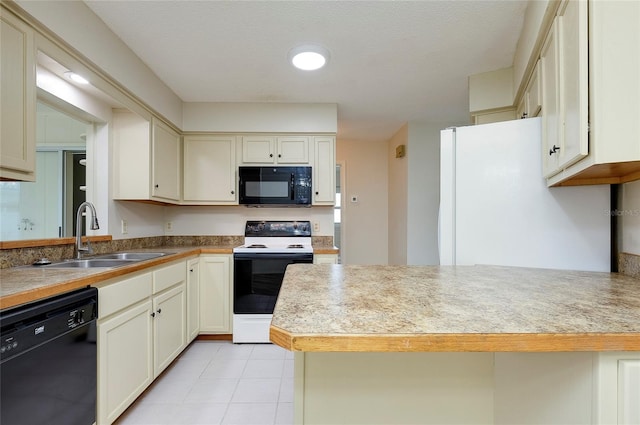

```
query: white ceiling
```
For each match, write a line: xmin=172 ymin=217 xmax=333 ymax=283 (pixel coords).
xmin=84 ymin=0 xmax=528 ymax=142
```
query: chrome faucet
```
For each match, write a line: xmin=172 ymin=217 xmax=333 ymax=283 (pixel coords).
xmin=75 ymin=201 xmax=100 ymax=259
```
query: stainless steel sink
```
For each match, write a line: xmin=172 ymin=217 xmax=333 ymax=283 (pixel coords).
xmin=93 ymin=252 xmax=168 ymax=260
xmin=44 ymin=259 xmax=138 ymax=268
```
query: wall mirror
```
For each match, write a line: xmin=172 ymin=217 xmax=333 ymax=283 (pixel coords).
xmin=0 ymin=101 xmax=90 ymax=240
xmin=1 ymin=48 xmax=123 ymax=243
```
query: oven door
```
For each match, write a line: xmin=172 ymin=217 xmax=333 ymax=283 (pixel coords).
xmin=233 ymin=252 xmax=313 ymax=314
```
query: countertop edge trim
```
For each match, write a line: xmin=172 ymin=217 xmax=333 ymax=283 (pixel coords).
xmin=269 ymin=328 xmax=640 ymax=352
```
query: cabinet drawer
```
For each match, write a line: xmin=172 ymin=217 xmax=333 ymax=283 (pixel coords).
xmin=153 ymin=261 xmax=186 ymax=294
xmin=98 ymin=272 xmax=152 ymax=318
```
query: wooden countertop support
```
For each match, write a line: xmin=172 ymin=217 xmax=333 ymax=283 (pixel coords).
xmin=270 ymin=326 xmax=640 ymax=352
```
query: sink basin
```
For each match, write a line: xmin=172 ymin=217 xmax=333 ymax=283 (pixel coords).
xmin=93 ymin=252 xmax=168 ymax=260
xmin=45 ymin=259 xmax=137 ymax=268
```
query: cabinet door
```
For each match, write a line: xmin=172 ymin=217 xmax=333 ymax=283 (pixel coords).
xmin=540 ymin=18 xmax=561 ymax=177
xmin=98 ymin=300 xmax=153 ymax=425
xmin=618 ymin=360 xmax=640 ymax=424
xmin=153 ymin=283 xmax=186 ymax=377
xmin=183 ymin=135 xmax=237 ymax=203
xmin=557 ymin=0 xmax=588 ymax=170
xmin=242 ymin=136 xmax=275 ymax=163
xmin=527 ymin=61 xmax=542 ymax=118
xmin=277 ymin=136 xmax=309 ymax=163
xmin=186 ymin=258 xmax=200 ymax=343
xmin=0 ymin=12 xmax=35 ymax=181
xmin=199 ymin=255 xmax=232 ymax=334
xmin=313 ymin=136 xmax=336 ymax=205
xmin=151 ymin=118 xmax=181 ymax=201
xmin=313 ymin=254 xmax=338 ymax=264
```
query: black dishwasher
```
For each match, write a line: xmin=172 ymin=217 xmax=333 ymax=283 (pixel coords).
xmin=0 ymin=287 xmax=98 ymax=425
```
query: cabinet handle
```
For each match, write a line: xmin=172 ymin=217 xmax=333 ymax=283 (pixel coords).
xmin=549 ymin=145 xmax=560 ymax=156
xmin=190 ymin=268 xmax=194 ymax=272
xmin=157 ymin=308 xmax=162 ymax=314
xmin=278 ymin=154 xmax=281 ymax=158
xmin=315 ymin=191 xmax=319 ymax=195
xmin=269 ymin=154 xmax=273 ymax=158
xmin=231 ymin=190 xmax=235 ymax=195
xmin=521 ymin=112 xmax=528 ymax=119
xmin=151 ymin=312 xmax=156 ymax=318
xmin=154 ymin=184 xmax=159 ymax=189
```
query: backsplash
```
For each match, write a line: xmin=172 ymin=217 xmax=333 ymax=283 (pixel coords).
xmin=619 ymin=252 xmax=640 ymax=278
xmin=0 ymin=235 xmax=335 ymax=268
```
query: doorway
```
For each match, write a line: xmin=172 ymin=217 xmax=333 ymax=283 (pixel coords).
xmin=334 ymin=163 xmax=344 ymax=263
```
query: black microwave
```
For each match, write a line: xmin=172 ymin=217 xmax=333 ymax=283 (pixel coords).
xmin=238 ymin=166 xmax=312 ymax=206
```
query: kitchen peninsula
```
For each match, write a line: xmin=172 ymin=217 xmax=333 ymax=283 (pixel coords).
xmin=270 ymin=264 xmax=640 ymax=424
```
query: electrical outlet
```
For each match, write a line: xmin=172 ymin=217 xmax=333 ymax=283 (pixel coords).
xmin=121 ymin=219 xmax=128 ymax=234
xmin=165 ymin=221 xmax=173 ymax=232
xmin=313 ymin=222 xmax=320 ymax=232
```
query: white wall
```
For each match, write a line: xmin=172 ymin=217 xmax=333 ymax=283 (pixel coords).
xmin=406 ymin=122 xmax=447 ymax=265
xmin=336 ymin=139 xmax=389 ymax=265
xmin=183 ymin=103 xmax=337 ymax=133
xmin=165 ymin=206 xmax=333 ymax=237
xmin=388 ymin=124 xmax=409 ymax=265
xmin=621 ymin=180 xmax=640 ymax=255
xmin=16 ymin=0 xmax=183 ymax=127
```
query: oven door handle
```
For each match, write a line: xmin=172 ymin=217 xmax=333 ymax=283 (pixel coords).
xmin=233 ymin=253 xmax=313 ymax=261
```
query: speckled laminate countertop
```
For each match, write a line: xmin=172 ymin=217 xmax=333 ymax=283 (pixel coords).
xmin=270 ymin=264 xmax=640 ymax=352
xmin=0 ymin=245 xmax=338 ymax=310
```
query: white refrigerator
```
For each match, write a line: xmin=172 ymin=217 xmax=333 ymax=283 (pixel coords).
xmin=439 ymin=117 xmax=610 ymax=272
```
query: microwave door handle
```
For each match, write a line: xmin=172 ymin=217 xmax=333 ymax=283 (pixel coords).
xmin=290 ymin=173 xmax=295 ymax=200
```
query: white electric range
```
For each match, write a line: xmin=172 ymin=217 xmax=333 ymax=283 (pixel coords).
xmin=232 ymin=221 xmax=313 ymax=343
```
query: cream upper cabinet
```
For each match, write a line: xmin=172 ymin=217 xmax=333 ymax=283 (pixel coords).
xmin=540 ymin=18 xmax=561 ymax=177
xmin=112 ymin=111 xmax=181 ymax=204
xmin=241 ymin=135 xmax=309 ymax=164
xmin=541 ymin=0 xmax=588 ymax=179
xmin=199 ymin=254 xmax=232 ymax=334
xmin=183 ymin=135 xmax=237 ymax=204
xmin=518 ymin=60 xmax=542 ymax=120
xmin=543 ymin=0 xmax=640 ymax=186
xmin=151 ymin=118 xmax=181 ymax=202
xmin=0 ymin=10 xmax=36 ymax=181
xmin=312 ymin=136 xmax=336 ymax=205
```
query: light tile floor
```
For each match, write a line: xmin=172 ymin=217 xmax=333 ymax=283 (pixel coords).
xmin=115 ymin=341 xmax=294 ymax=425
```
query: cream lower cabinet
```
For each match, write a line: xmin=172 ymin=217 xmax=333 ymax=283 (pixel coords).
xmin=152 ymin=282 xmax=186 ymax=375
xmin=199 ymin=254 xmax=232 ymax=334
xmin=0 ymin=9 xmax=36 ymax=181
xmin=313 ymin=254 xmax=338 ymax=264
xmin=97 ymin=272 xmax=154 ymax=425
xmin=187 ymin=257 xmax=200 ymax=342
xmin=594 ymin=353 xmax=640 ymax=425
xmin=97 ymin=260 xmax=187 ymax=425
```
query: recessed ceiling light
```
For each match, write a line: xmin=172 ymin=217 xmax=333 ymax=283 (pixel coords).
xmin=288 ymin=45 xmax=330 ymax=71
xmin=64 ymin=71 xmax=89 ymax=85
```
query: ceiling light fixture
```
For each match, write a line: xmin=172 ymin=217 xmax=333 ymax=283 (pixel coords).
xmin=64 ymin=71 xmax=89 ymax=85
xmin=288 ymin=45 xmax=330 ymax=71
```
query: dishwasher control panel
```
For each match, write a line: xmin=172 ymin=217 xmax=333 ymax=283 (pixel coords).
xmin=0 ymin=287 xmax=97 ymax=363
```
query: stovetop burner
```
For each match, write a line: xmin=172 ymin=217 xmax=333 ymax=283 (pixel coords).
xmin=234 ymin=220 xmax=314 ymax=254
